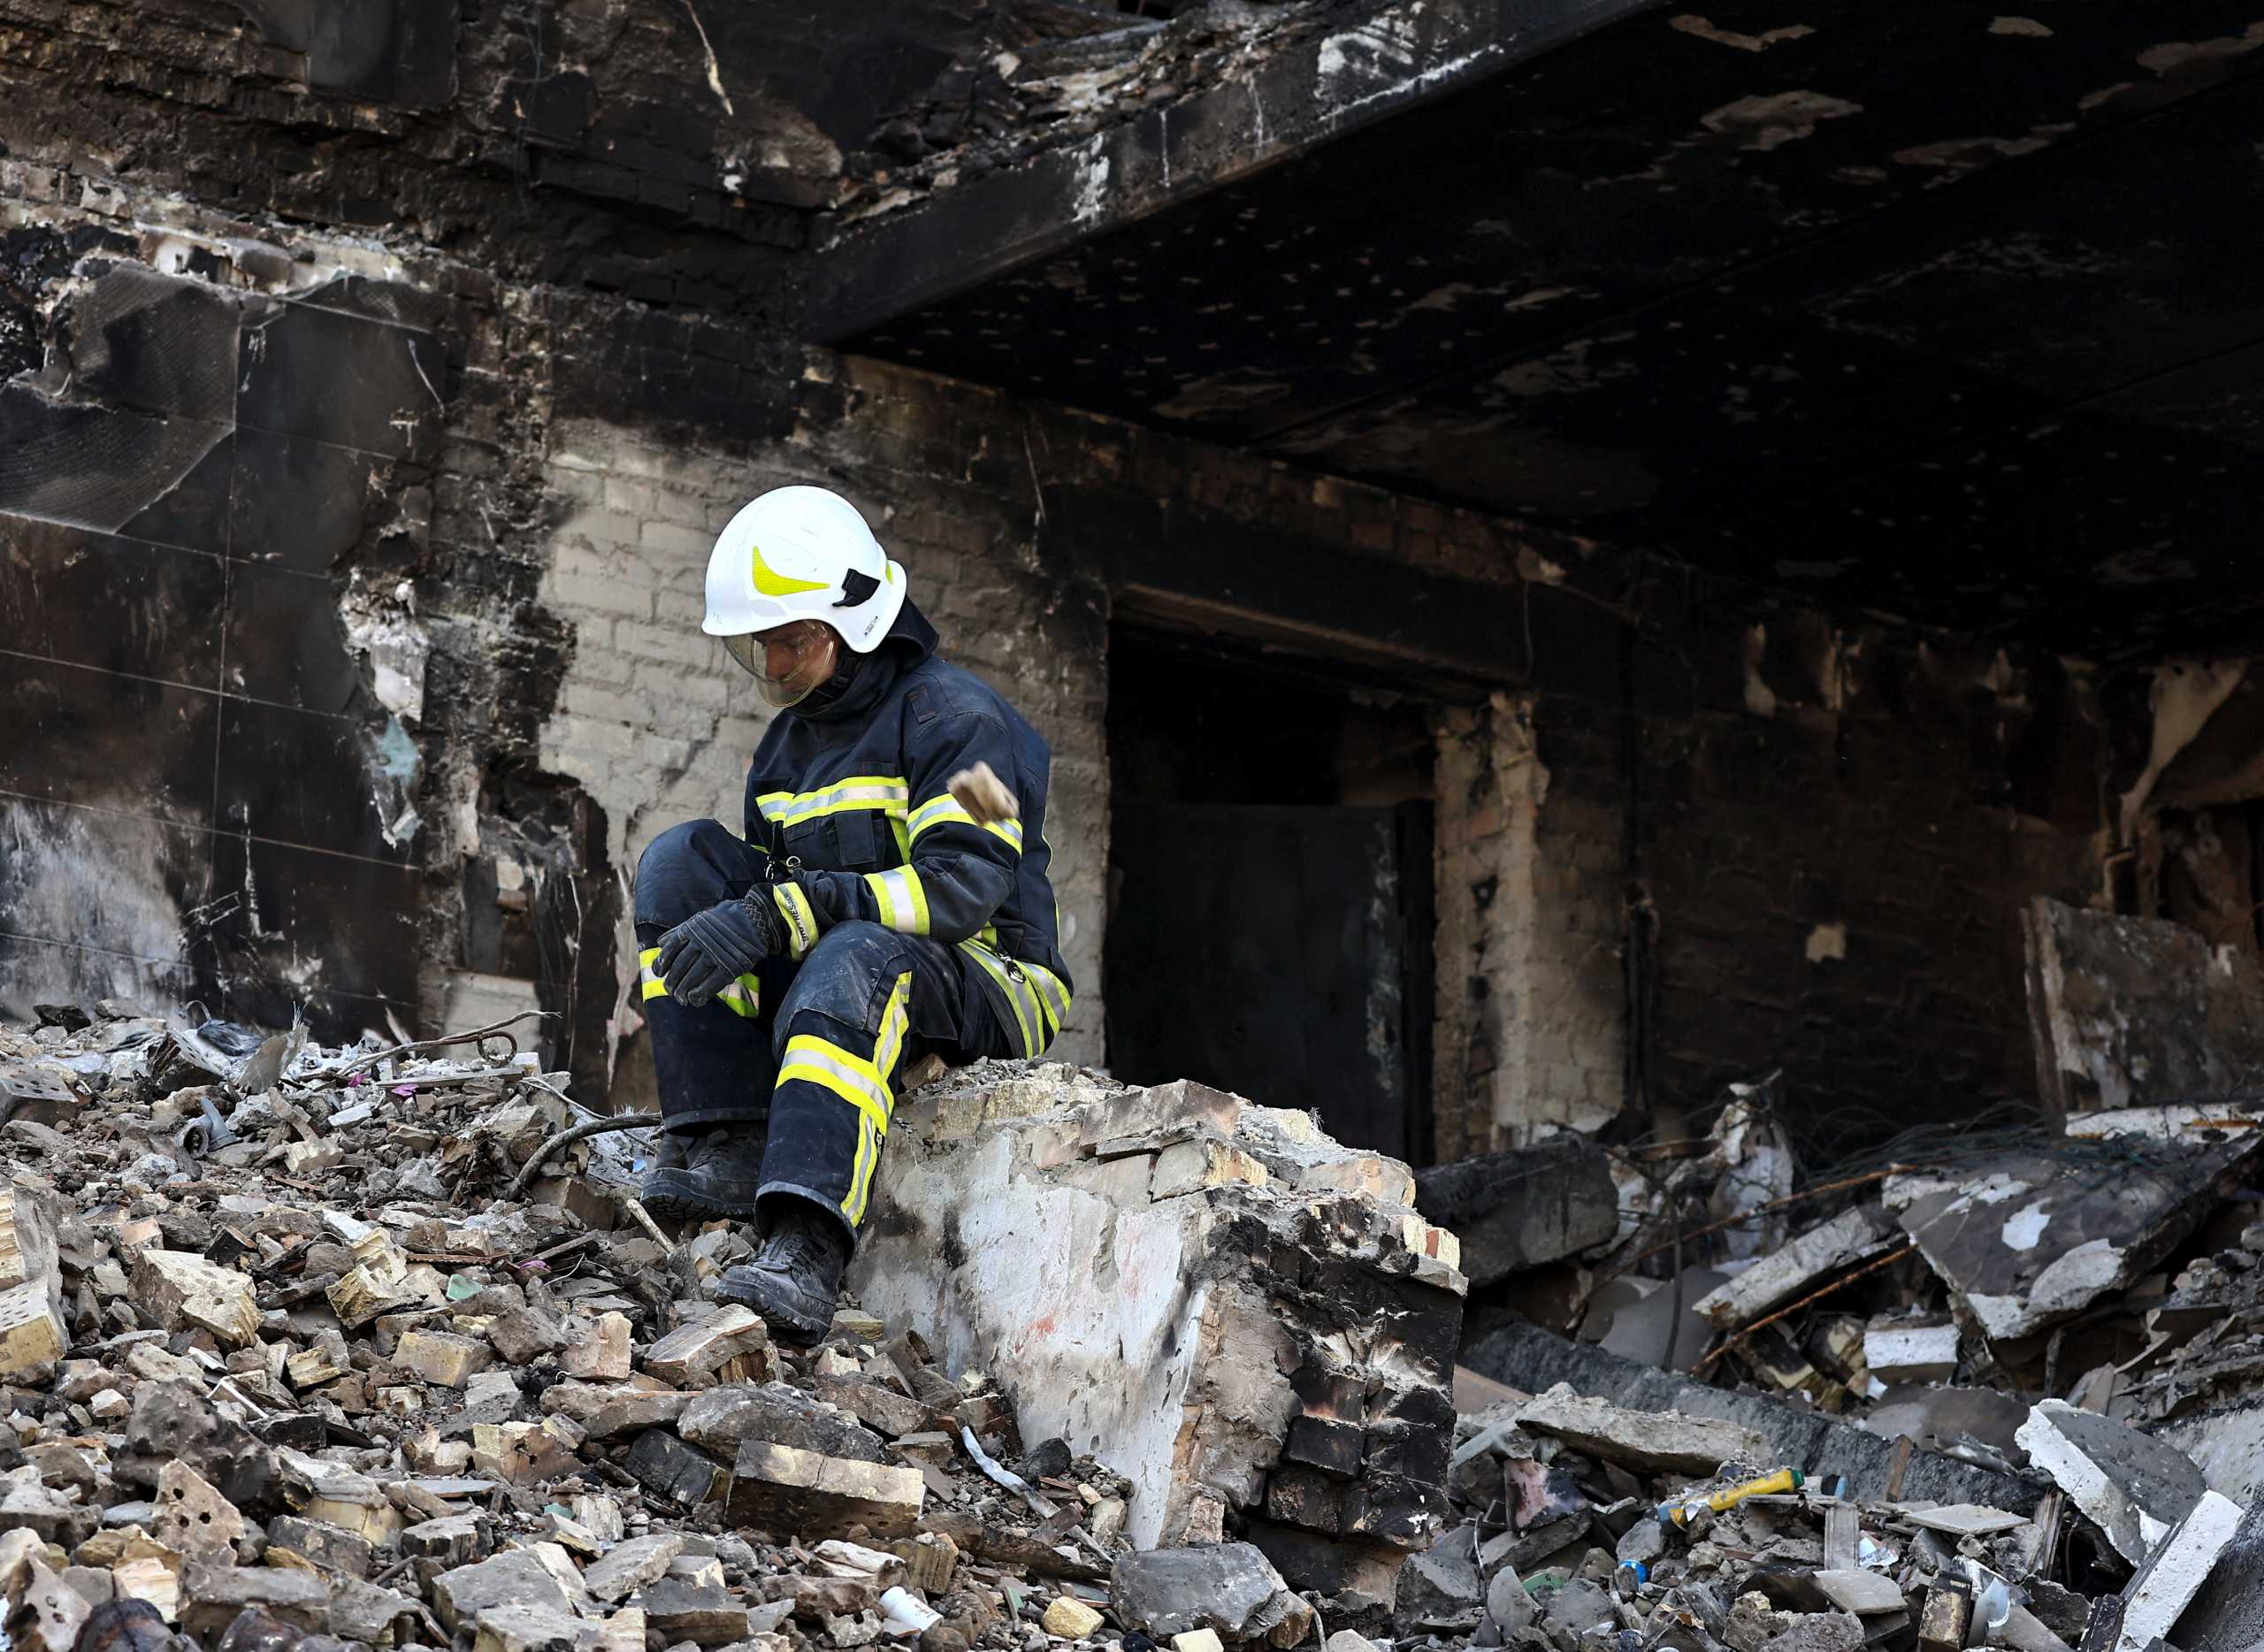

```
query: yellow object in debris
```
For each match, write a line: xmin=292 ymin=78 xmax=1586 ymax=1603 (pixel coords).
xmin=1657 ymin=1466 xmax=1804 ymax=1526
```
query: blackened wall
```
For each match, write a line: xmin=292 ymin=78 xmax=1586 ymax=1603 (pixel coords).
xmin=0 ymin=3 xmax=2131 ymax=1149
xmin=0 ymin=258 xmax=447 ymax=1029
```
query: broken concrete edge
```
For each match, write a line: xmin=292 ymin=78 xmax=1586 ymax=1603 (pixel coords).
xmin=1461 ymin=1316 xmax=2047 ymax=1509
xmin=1413 ymin=1135 xmax=1619 ymax=1288
xmin=2123 ymin=1490 xmax=2244 ymax=1652
xmin=1884 ymin=1122 xmax=2264 ymax=1344
xmin=2015 ymin=1400 xmax=2203 ymax=1567
xmin=851 ymin=1069 xmax=1464 ymax=1588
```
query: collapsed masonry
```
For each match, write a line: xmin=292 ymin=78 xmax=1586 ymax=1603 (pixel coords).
xmin=853 ymin=1069 xmax=1464 ymax=1598
xmin=1392 ymin=902 xmax=2264 ymax=1652
xmin=0 ymin=1001 xmax=1457 ymax=1652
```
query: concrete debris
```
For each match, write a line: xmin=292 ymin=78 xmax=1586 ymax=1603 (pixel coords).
xmin=2016 ymin=1400 xmax=2203 ymax=1564
xmin=2023 ymin=898 xmax=2264 ymax=1115
xmin=1446 ymin=1090 xmax=2264 ymax=1652
xmin=1515 ymin=1381 xmax=1772 ymax=1475
xmin=0 ymin=1186 xmax=70 ymax=1377
xmin=1886 ymin=1108 xmax=2260 ymax=1342
xmin=851 ymin=1069 xmax=1463 ymax=1591
xmin=1691 ymin=1205 xmax=1897 ymax=1329
xmin=2116 ymin=1489 xmax=2242 ymax=1652
xmin=0 ymin=1005 xmax=1484 ymax=1652
xmin=1862 ymin=1319 xmax=1959 ymax=1387
xmin=1110 ymin=1543 xmax=1315 ymax=1647
xmin=1412 ymin=1136 xmax=1618 ymax=1289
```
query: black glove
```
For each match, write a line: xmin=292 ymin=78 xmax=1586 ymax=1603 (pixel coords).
xmin=654 ymin=893 xmax=784 ymax=1008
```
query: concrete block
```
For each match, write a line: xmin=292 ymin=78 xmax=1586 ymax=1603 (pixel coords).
xmin=1151 ymin=1136 xmax=1270 ymax=1199
xmin=131 ymin=1250 xmax=259 ymax=1348
xmin=1081 ymin=1080 xmax=1243 ymax=1148
xmin=0 ymin=1189 xmax=67 ymax=1377
xmin=1864 ymin=1321 xmax=1959 ymax=1385
xmin=432 ymin=1551 xmax=572 ymax=1633
xmin=178 ymin=1561 xmax=329 ymax=1639
xmin=558 ymin=1311 xmax=631 ymax=1381
xmin=679 ymin=1382 xmax=886 ymax=1462
xmin=1813 ymin=1572 xmax=1905 ymax=1615
xmin=2121 ymin=1490 xmax=2242 ymax=1652
xmin=584 ymin=1533 xmax=684 ymax=1603
xmin=1113 ymin=1543 xmax=1313 ymax=1648
xmin=474 ymin=1602 xmax=600 ymax=1652
xmin=394 ymin=1330 xmax=493 ymax=1388
xmin=2015 ymin=1399 xmax=2205 ymax=1565
xmin=1044 ymin=1598 xmax=1105 ymax=1639
xmin=724 ymin=1441 xmax=924 ymax=1538
xmin=623 ymin=1430 xmax=725 ymax=1509
xmin=151 ymin=1461 xmax=245 ymax=1557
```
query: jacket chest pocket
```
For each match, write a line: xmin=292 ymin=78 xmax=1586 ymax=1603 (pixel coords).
xmin=783 ymin=809 xmax=893 ymax=872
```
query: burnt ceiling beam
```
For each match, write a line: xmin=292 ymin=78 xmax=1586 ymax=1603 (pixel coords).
xmin=805 ymin=0 xmax=1663 ymax=341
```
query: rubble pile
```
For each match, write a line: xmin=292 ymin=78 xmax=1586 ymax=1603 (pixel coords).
xmin=1444 ymin=1088 xmax=2264 ymax=1652
xmin=0 ymin=1004 xmax=1447 ymax=1652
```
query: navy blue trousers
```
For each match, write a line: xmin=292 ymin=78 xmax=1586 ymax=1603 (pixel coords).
xmin=633 ymin=820 xmax=1015 ymax=1241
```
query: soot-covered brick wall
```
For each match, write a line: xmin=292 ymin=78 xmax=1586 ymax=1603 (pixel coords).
xmin=1630 ymin=623 xmax=2107 ymax=1151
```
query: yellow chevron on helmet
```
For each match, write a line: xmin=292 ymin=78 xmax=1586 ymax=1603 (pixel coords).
xmin=703 ymin=486 xmax=907 ymax=654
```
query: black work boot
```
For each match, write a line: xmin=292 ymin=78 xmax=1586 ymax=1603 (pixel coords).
xmin=640 ymin=1123 xmax=766 ymax=1221
xmin=715 ymin=1200 xmax=851 ymax=1344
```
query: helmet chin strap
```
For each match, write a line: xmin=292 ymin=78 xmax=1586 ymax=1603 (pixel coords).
xmin=799 ymin=646 xmax=863 ymax=712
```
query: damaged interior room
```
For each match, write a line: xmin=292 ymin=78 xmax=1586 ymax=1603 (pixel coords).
xmin=8 ymin=4 xmax=2264 ymax=1652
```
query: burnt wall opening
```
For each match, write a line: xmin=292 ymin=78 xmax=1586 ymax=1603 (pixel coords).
xmin=1104 ymin=623 xmax=1438 ymax=1162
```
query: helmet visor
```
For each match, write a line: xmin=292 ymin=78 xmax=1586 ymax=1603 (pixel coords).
xmin=723 ymin=620 xmax=839 ymax=710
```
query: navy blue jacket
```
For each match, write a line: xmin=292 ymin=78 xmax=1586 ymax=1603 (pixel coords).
xmin=739 ymin=601 xmax=1071 ymax=1055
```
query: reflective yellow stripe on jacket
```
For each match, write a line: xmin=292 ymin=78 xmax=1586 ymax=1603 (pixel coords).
xmin=772 ymin=883 xmax=819 ymax=960
xmin=909 ymin=793 xmax=1022 ymax=853
xmin=863 ymin=866 xmax=931 ymax=936
xmin=756 ymin=776 xmax=908 ymax=829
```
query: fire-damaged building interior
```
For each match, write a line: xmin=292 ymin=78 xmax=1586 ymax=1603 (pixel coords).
xmin=9 ymin=2 xmax=2264 ymax=1650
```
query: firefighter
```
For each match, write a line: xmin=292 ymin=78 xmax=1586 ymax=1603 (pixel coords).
xmin=631 ymin=485 xmax=1072 ymax=1342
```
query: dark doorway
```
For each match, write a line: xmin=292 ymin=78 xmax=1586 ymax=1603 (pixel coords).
xmin=1104 ymin=627 xmax=1437 ymax=1162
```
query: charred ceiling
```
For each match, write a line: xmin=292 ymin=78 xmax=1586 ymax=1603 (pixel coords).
xmin=827 ymin=2 xmax=2264 ymax=663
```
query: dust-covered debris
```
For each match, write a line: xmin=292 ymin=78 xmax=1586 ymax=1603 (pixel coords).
xmin=0 ymin=1000 xmax=1465 ymax=1652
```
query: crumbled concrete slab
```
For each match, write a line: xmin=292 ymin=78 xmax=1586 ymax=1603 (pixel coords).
xmin=1517 ymin=1382 xmax=1772 ymax=1475
xmin=1693 ymin=1206 xmax=1896 ymax=1329
xmin=2015 ymin=1400 xmax=2205 ymax=1564
xmin=1887 ymin=1119 xmax=2261 ymax=1342
xmin=1463 ymin=1318 xmax=2046 ymax=1508
xmin=2121 ymin=1490 xmax=2242 ymax=1652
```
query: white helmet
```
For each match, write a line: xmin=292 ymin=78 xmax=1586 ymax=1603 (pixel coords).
xmin=702 ymin=486 xmax=906 ymax=654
